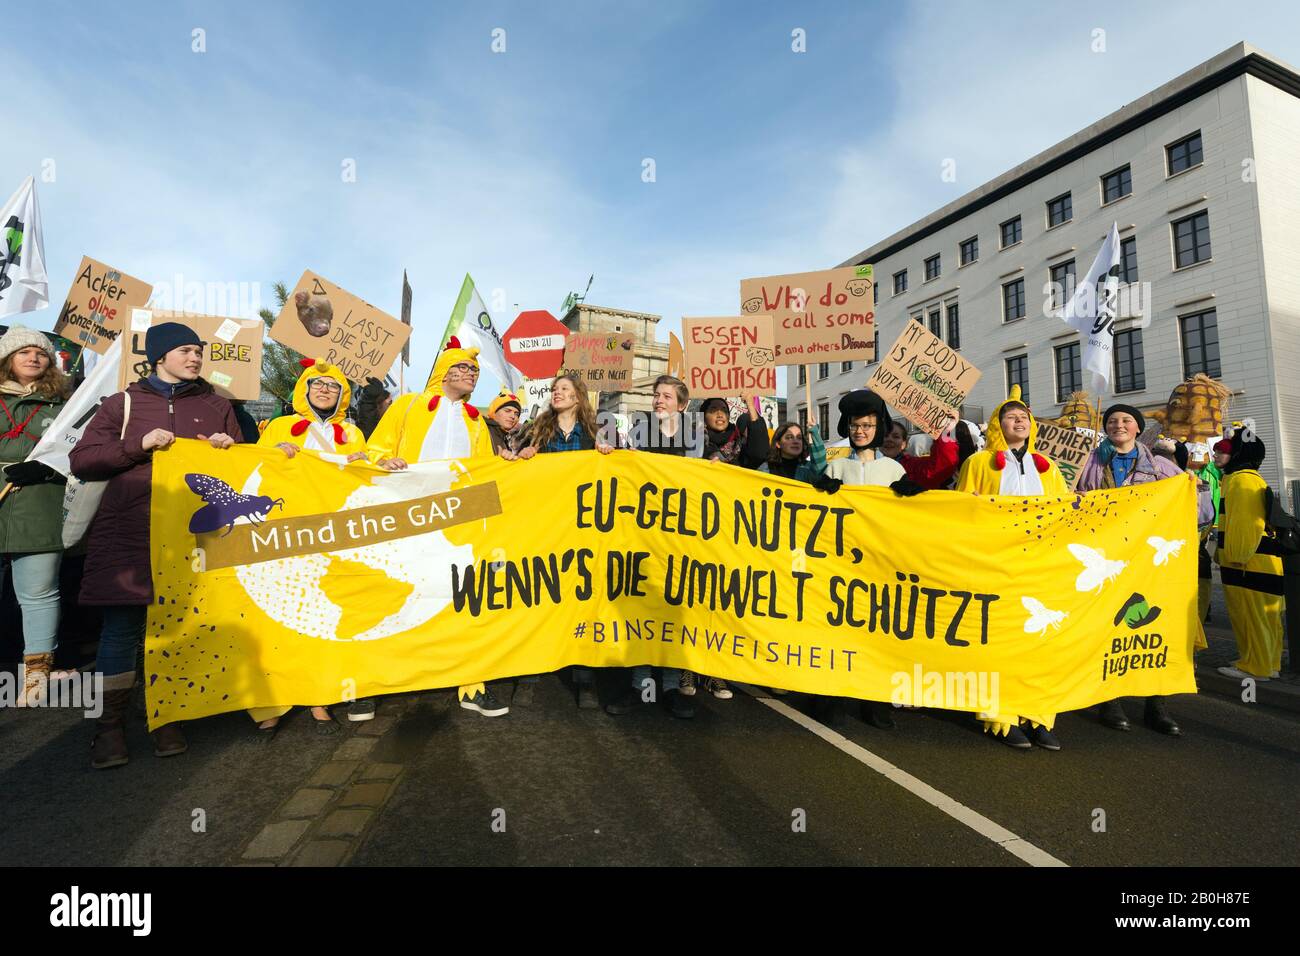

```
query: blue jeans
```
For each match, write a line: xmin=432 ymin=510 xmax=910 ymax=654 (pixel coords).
xmin=632 ymin=665 xmax=680 ymax=692
xmin=98 ymin=605 xmax=147 ymax=676
xmin=2 ymin=552 xmax=62 ymax=655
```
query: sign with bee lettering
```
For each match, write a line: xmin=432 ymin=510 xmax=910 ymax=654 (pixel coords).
xmin=559 ymin=332 xmax=635 ymax=389
xmin=118 ymin=309 xmax=264 ymax=400
xmin=270 ymin=270 xmax=411 ymax=383
xmin=740 ymin=264 xmax=875 ymax=365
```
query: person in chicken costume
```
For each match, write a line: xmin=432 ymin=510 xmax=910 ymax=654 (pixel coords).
xmin=253 ymin=358 xmax=370 ymax=736
xmin=367 ymin=336 xmax=504 ymax=717
xmin=955 ymin=385 xmax=1068 ymax=750
xmin=259 ymin=358 xmax=368 ymax=461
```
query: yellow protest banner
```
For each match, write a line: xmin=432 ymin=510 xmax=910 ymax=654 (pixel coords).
xmin=147 ymin=442 xmax=1199 ymax=728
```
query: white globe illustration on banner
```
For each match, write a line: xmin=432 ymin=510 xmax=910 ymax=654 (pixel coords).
xmin=232 ymin=462 xmax=476 ymax=641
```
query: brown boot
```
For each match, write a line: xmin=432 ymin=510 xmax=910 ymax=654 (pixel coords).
xmin=91 ymin=672 xmax=135 ymax=770
xmin=18 ymin=653 xmax=54 ymax=707
xmin=152 ymin=721 xmax=188 ymax=757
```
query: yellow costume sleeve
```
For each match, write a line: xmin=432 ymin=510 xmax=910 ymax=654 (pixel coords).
xmin=1221 ymin=472 xmax=1266 ymax=567
xmin=1039 ymin=459 xmax=1068 ymax=496
xmin=367 ymin=394 xmax=417 ymax=463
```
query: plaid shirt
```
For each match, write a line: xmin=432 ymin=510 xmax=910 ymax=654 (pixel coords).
xmin=546 ymin=421 xmax=586 ymax=453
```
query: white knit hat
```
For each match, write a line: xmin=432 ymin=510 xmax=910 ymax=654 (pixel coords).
xmin=0 ymin=325 xmax=57 ymax=365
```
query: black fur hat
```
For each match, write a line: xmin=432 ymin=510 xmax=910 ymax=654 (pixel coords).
xmin=836 ymin=389 xmax=892 ymax=448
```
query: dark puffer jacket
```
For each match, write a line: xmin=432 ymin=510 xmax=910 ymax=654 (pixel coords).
xmin=69 ymin=378 xmax=241 ymax=606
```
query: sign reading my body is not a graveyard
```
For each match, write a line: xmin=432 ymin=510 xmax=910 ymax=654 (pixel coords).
xmin=270 ymin=271 xmax=411 ymax=383
xmin=868 ymin=319 xmax=980 ymax=438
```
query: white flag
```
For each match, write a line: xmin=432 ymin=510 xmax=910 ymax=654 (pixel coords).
xmin=437 ymin=273 xmax=522 ymax=391
xmin=1060 ymin=221 xmax=1122 ymax=396
xmin=27 ymin=337 xmax=123 ymax=476
xmin=0 ymin=176 xmax=49 ymax=318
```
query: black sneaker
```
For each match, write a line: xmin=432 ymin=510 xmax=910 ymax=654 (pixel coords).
xmin=1026 ymin=725 xmax=1061 ymax=751
xmin=604 ymin=688 xmax=636 ymax=716
xmin=460 ymin=687 xmax=509 ymax=717
xmin=577 ymin=683 xmax=600 ymax=710
xmin=1098 ymin=699 xmax=1131 ymax=731
xmin=994 ymin=724 xmax=1032 ymax=749
xmin=666 ymin=688 xmax=695 ymax=719
xmin=347 ymin=698 xmax=376 ymax=722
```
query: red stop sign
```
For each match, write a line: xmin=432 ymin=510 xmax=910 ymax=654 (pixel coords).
xmin=503 ymin=310 xmax=570 ymax=380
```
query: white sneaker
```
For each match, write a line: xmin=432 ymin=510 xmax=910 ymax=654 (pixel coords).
xmin=706 ymin=677 xmax=733 ymax=700
xmin=679 ymin=671 xmax=697 ymax=697
xmin=1217 ymin=665 xmax=1269 ymax=681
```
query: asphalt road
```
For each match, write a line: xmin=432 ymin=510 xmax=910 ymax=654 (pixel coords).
xmin=2 ymin=668 xmax=1296 ymax=867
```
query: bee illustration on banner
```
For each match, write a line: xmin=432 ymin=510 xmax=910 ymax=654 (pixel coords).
xmin=185 ymin=473 xmax=285 ymax=536
xmin=1066 ymin=543 xmax=1127 ymax=593
xmin=1021 ymin=596 xmax=1067 ymax=636
xmin=1147 ymin=536 xmax=1185 ymax=567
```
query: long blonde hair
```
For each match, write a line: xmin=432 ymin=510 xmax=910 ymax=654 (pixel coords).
xmin=527 ymin=373 xmax=599 ymax=449
xmin=0 ymin=352 xmax=70 ymax=401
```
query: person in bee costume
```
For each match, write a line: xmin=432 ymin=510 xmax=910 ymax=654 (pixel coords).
xmin=367 ymin=336 xmax=503 ymax=716
xmin=955 ymin=385 xmax=1067 ymax=750
xmin=1215 ymin=423 xmax=1284 ymax=681
xmin=251 ymin=359 xmax=370 ymax=737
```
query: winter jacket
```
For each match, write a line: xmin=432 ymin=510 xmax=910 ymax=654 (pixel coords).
xmin=896 ymin=435 xmax=959 ymax=490
xmin=69 ymin=377 xmax=242 ymax=606
xmin=1077 ymin=441 xmax=1214 ymax=526
xmin=700 ymin=415 xmax=770 ymax=469
xmin=0 ymin=384 xmax=67 ymax=554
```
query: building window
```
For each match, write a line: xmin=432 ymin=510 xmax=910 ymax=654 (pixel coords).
xmin=817 ymin=362 xmax=829 ymax=380
xmin=1049 ymin=259 xmax=1076 ymax=310
xmin=1055 ymin=342 xmax=1082 ymax=403
xmin=798 ymin=406 xmax=808 ymax=432
xmin=1180 ymin=309 xmax=1221 ymax=378
xmin=1119 ymin=236 xmax=1138 ymax=283
xmin=1003 ymin=277 xmax=1025 ymax=322
xmin=1000 ymin=216 xmax=1022 ymax=248
xmin=946 ymin=303 xmax=960 ymax=349
xmin=924 ymin=254 xmax=941 ymax=281
xmin=870 ymin=328 xmax=880 ymax=363
xmin=1047 ymin=192 xmax=1072 ymax=228
xmin=1167 ymin=131 xmax=1204 ymax=175
xmin=1172 ymin=210 xmax=1211 ymax=268
xmin=841 ymin=361 xmax=853 ymax=374
xmin=893 ymin=270 xmax=908 ymax=295
xmin=959 ymin=235 xmax=979 ymax=266
xmin=1113 ymin=328 xmax=1145 ymax=393
xmin=818 ymin=402 xmax=830 ymax=440
xmin=1005 ymin=355 xmax=1030 ymax=406
xmin=873 ymin=282 xmax=879 ymax=305
xmin=1101 ymin=165 xmax=1132 ymax=204
xmin=928 ymin=310 xmax=942 ymax=338
xmin=797 ymin=365 xmax=807 ymax=386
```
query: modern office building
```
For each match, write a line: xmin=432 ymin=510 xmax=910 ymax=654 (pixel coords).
xmin=800 ymin=42 xmax=1298 ymax=491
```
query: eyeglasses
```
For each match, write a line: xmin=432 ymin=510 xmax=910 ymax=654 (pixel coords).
xmin=308 ymin=380 xmax=343 ymax=393
xmin=848 ymin=424 xmax=875 ymax=434
xmin=449 ymin=363 xmax=479 ymax=375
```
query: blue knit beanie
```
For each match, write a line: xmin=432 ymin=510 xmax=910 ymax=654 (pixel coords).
xmin=145 ymin=322 xmax=203 ymax=366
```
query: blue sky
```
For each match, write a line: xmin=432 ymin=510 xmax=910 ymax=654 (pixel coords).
xmin=6 ymin=0 xmax=1299 ymax=398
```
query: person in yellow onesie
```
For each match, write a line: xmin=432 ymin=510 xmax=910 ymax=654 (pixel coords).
xmin=955 ymin=385 xmax=1068 ymax=750
xmin=251 ymin=358 xmax=370 ymax=737
xmin=367 ymin=336 xmax=504 ymax=717
xmin=1214 ymin=424 xmax=1284 ymax=681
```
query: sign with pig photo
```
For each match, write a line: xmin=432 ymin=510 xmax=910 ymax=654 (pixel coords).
xmin=118 ymin=309 xmax=264 ymax=400
xmin=270 ymin=271 xmax=411 ymax=383
xmin=739 ymin=264 xmax=875 ymax=365
xmin=867 ymin=319 xmax=980 ymax=438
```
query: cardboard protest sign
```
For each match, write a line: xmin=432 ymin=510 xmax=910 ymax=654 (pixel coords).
xmin=119 ymin=309 xmax=264 ymax=400
xmin=725 ymin=396 xmax=779 ymax=430
xmin=53 ymin=256 xmax=153 ymax=354
xmin=271 ymin=271 xmax=410 ymax=383
xmin=867 ymin=319 xmax=980 ymax=437
xmin=681 ymin=315 xmax=776 ymax=397
xmin=740 ymin=265 xmax=875 ymax=365
xmin=559 ymin=332 xmax=635 ymax=390
xmin=519 ymin=378 xmax=555 ymax=422
xmin=1034 ymin=421 xmax=1098 ymax=491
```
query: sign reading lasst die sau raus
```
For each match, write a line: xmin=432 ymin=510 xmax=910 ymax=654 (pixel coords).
xmin=739 ymin=264 xmax=875 ymax=365
xmin=146 ymin=441 xmax=1199 ymax=729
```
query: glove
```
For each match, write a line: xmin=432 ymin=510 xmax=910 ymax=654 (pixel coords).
xmin=890 ymin=477 xmax=926 ymax=497
xmin=3 ymin=460 xmax=65 ymax=486
xmin=814 ymin=474 xmax=843 ymax=495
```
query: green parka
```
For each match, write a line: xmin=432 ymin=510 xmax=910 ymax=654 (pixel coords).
xmin=0 ymin=384 xmax=67 ymax=554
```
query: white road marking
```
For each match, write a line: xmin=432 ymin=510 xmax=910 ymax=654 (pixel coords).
xmin=738 ymin=686 xmax=1068 ymax=867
